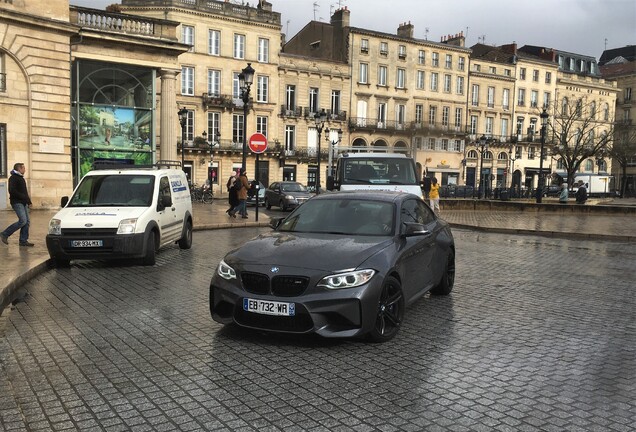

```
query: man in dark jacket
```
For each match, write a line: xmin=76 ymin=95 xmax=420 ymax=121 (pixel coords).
xmin=1 ymin=163 xmax=34 ymax=246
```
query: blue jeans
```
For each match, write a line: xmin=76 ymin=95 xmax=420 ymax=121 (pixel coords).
xmin=232 ymin=200 xmax=247 ymax=216
xmin=2 ymin=203 xmax=30 ymax=243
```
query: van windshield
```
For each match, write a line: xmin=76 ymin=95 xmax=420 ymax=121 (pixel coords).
xmin=68 ymin=175 xmax=155 ymax=207
xmin=341 ymin=157 xmax=417 ymax=185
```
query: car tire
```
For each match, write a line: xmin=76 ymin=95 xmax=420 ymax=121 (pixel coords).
xmin=431 ymin=250 xmax=455 ymax=295
xmin=368 ymin=276 xmax=404 ymax=343
xmin=265 ymin=198 xmax=271 ymax=210
xmin=178 ymin=220 xmax=192 ymax=249
xmin=280 ymin=200 xmax=287 ymax=211
xmin=142 ymin=232 xmax=156 ymax=266
xmin=54 ymin=258 xmax=70 ymax=268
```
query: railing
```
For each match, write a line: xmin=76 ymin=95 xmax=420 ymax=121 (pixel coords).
xmin=202 ymin=93 xmax=235 ymax=110
xmin=120 ymin=0 xmax=281 ymax=25
xmin=280 ymin=106 xmax=303 ymax=118
xmin=0 ymin=73 xmax=5 ymax=92
xmin=71 ymin=7 xmax=165 ymax=37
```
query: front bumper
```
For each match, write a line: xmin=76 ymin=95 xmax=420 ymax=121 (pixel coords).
xmin=46 ymin=231 xmax=147 ymax=261
xmin=210 ymin=267 xmax=383 ymax=338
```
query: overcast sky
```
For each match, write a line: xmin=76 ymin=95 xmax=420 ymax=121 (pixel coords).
xmin=72 ymin=0 xmax=634 ymax=58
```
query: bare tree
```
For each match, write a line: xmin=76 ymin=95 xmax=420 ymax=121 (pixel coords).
xmin=547 ymin=99 xmax=613 ymax=189
xmin=610 ymin=120 xmax=636 ymax=197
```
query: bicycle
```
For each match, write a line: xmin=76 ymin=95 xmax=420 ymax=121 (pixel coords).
xmin=190 ymin=184 xmax=214 ymax=204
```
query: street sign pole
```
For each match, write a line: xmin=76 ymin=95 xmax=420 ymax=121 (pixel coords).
xmin=248 ymin=133 xmax=268 ymax=223
xmin=255 ymin=153 xmax=260 ymax=222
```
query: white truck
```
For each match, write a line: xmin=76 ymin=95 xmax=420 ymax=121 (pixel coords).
xmin=572 ymin=174 xmax=616 ymax=197
xmin=326 ymin=152 xmax=423 ymax=196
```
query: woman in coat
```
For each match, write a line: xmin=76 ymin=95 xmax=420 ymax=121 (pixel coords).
xmin=226 ymin=172 xmax=239 ymax=216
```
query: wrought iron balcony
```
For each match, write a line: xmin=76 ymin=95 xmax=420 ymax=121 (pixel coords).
xmin=202 ymin=93 xmax=235 ymax=110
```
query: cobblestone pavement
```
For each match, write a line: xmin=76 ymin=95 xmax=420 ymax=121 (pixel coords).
xmin=0 ymin=228 xmax=634 ymax=431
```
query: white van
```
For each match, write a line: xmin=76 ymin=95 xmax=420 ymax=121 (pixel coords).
xmin=46 ymin=163 xmax=193 ymax=266
xmin=326 ymin=153 xmax=423 ymax=196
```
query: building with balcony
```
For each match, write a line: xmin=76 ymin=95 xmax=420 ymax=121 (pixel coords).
xmin=121 ymin=0 xmax=283 ymax=189
xmin=600 ymin=45 xmax=636 ymax=196
xmin=0 ymin=0 xmax=185 ymax=208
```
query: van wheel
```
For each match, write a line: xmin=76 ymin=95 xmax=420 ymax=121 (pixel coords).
xmin=142 ymin=233 xmax=156 ymax=266
xmin=54 ymin=258 xmax=70 ymax=268
xmin=178 ymin=220 xmax=192 ymax=249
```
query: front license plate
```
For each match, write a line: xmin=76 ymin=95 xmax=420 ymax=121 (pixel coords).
xmin=243 ymin=298 xmax=295 ymax=316
xmin=70 ymin=240 xmax=103 ymax=248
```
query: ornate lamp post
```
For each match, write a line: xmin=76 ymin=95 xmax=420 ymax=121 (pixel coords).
xmin=508 ymin=145 xmax=518 ymax=196
xmin=178 ymin=107 xmax=188 ymax=173
xmin=477 ymin=135 xmax=489 ymax=199
xmin=314 ymin=109 xmax=327 ymax=192
xmin=326 ymin=127 xmax=343 ymax=177
xmin=536 ymin=108 xmax=549 ymax=203
xmin=238 ymin=63 xmax=255 ymax=171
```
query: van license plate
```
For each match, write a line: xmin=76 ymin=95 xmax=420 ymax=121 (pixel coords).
xmin=243 ymin=298 xmax=295 ymax=316
xmin=70 ymin=240 xmax=103 ymax=248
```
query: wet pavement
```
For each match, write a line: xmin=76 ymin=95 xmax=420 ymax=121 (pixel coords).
xmin=0 ymin=226 xmax=634 ymax=431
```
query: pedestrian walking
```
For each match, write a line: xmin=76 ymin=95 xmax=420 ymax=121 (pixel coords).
xmin=559 ymin=183 xmax=569 ymax=204
xmin=226 ymin=172 xmax=239 ymax=217
xmin=229 ymin=168 xmax=250 ymax=219
xmin=575 ymin=180 xmax=587 ymax=204
xmin=429 ymin=177 xmax=440 ymax=214
xmin=1 ymin=163 xmax=34 ymax=247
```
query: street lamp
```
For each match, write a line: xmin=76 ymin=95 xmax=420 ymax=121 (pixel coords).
xmin=536 ymin=108 xmax=549 ymax=203
xmin=178 ymin=107 xmax=188 ymax=173
xmin=477 ymin=135 xmax=489 ymax=199
xmin=326 ymin=127 xmax=343 ymax=177
xmin=314 ymin=109 xmax=327 ymax=192
xmin=239 ymin=63 xmax=255 ymax=171
xmin=508 ymin=145 xmax=518 ymax=196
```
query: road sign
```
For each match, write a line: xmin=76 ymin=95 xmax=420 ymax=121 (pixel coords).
xmin=248 ymin=133 xmax=268 ymax=154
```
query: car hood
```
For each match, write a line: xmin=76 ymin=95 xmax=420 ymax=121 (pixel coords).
xmin=283 ymin=191 xmax=313 ymax=198
xmin=52 ymin=207 xmax=148 ymax=229
xmin=226 ymin=231 xmax=392 ymax=271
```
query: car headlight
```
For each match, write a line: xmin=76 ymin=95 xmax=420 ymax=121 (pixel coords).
xmin=117 ymin=218 xmax=137 ymax=234
xmin=48 ymin=218 xmax=62 ymax=235
xmin=217 ymin=259 xmax=237 ymax=280
xmin=285 ymin=195 xmax=295 ymax=200
xmin=318 ymin=269 xmax=376 ymax=289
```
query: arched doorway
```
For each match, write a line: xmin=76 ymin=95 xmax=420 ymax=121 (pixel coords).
xmin=351 ymin=138 xmax=367 ymax=153
xmin=372 ymin=139 xmax=388 ymax=152
xmin=394 ymin=140 xmax=409 ymax=154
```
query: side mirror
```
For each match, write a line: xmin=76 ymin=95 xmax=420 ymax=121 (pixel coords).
xmin=269 ymin=217 xmax=285 ymax=230
xmin=61 ymin=196 xmax=69 ymax=207
xmin=402 ymin=222 xmax=431 ymax=237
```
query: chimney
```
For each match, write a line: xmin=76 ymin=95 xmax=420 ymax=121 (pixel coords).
xmin=397 ymin=21 xmax=414 ymax=39
xmin=441 ymin=31 xmax=465 ymax=47
xmin=500 ymin=42 xmax=518 ymax=55
xmin=257 ymin=1 xmax=273 ymax=12
xmin=331 ymin=6 xmax=350 ymax=28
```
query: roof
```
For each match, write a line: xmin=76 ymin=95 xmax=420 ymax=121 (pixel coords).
xmin=600 ymin=61 xmax=636 ymax=78
xmin=599 ymin=45 xmax=636 ymax=65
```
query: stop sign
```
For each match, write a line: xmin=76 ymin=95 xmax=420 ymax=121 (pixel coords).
xmin=248 ymin=133 xmax=268 ymax=154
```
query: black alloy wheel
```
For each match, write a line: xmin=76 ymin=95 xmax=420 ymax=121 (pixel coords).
xmin=431 ymin=250 xmax=455 ymax=295
xmin=368 ymin=276 xmax=404 ymax=342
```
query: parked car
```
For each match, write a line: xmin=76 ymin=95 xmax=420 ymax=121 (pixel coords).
xmin=246 ymin=181 xmax=266 ymax=206
xmin=542 ymin=184 xmax=561 ymax=197
xmin=264 ymin=181 xmax=313 ymax=211
xmin=209 ymin=191 xmax=456 ymax=342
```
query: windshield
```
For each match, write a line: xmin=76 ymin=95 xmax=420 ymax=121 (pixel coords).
xmin=341 ymin=157 xmax=417 ymax=185
xmin=68 ymin=175 xmax=155 ymax=207
xmin=278 ymin=198 xmax=395 ymax=236
xmin=281 ymin=183 xmax=307 ymax=192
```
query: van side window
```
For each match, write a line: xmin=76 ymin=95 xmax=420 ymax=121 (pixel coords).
xmin=158 ymin=176 xmax=172 ymax=206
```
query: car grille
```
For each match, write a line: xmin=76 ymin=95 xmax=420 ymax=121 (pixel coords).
xmin=234 ymin=304 xmax=313 ymax=333
xmin=241 ymin=272 xmax=309 ymax=297
xmin=61 ymin=228 xmax=118 ymax=236
xmin=272 ymin=276 xmax=309 ymax=297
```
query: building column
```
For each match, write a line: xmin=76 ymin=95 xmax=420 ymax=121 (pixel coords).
xmin=159 ymin=69 xmax=180 ymax=162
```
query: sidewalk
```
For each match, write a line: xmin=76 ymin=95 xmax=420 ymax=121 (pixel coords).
xmin=2 ymin=200 xmax=635 ymax=314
